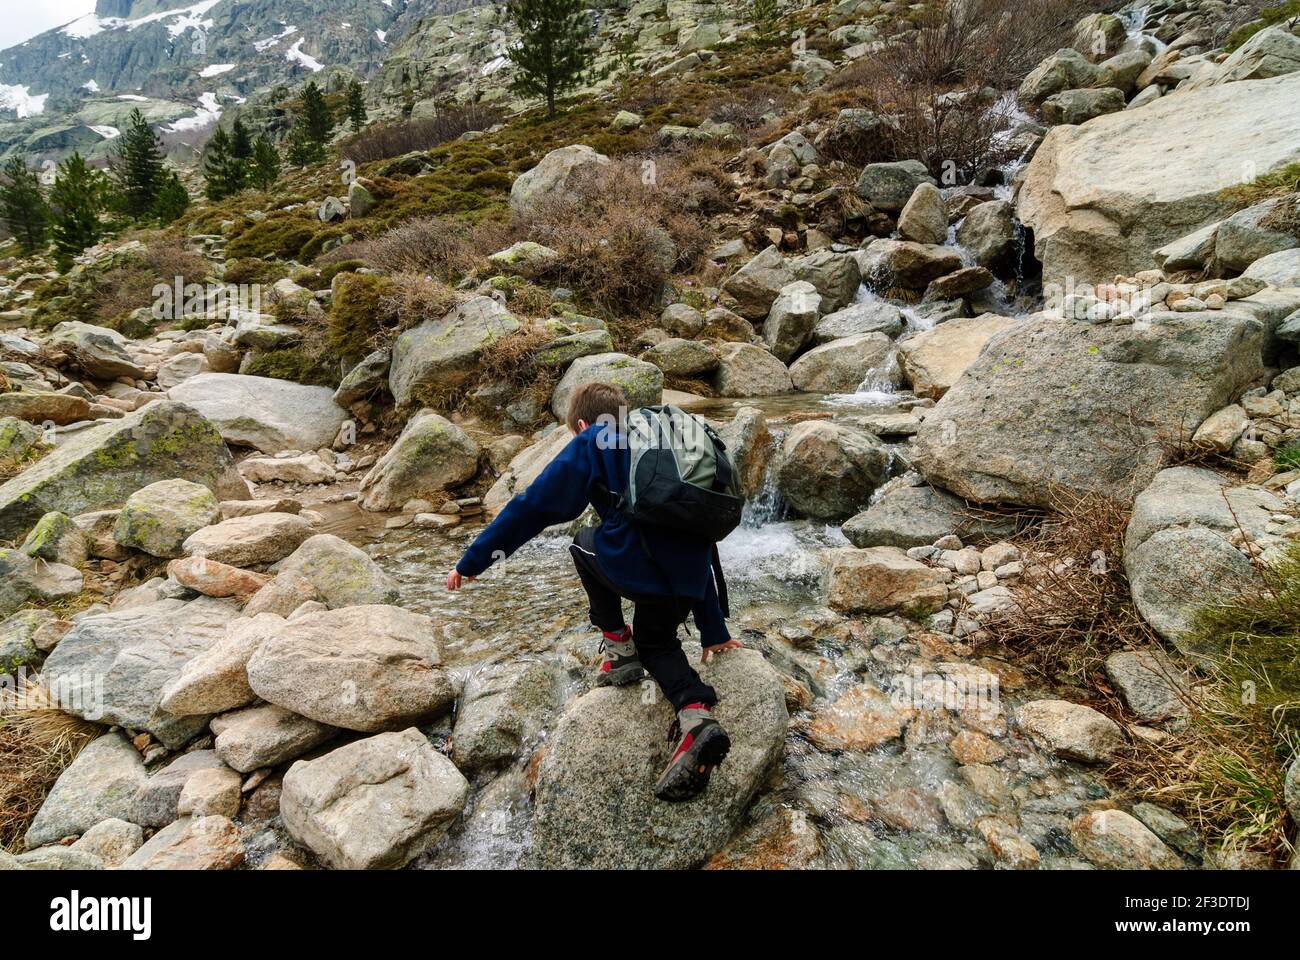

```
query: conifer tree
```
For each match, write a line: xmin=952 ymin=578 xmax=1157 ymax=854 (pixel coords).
xmin=203 ymin=126 xmax=245 ymax=201
xmin=110 ymin=108 xmax=165 ymax=220
xmin=0 ymin=157 xmax=50 ymax=254
xmin=49 ymin=152 xmax=106 ymax=270
xmin=285 ymin=121 xmax=324 ymax=166
xmin=345 ymin=80 xmax=367 ymax=132
xmin=154 ymin=169 xmax=190 ymax=224
xmin=301 ymin=81 xmax=335 ymax=146
xmin=506 ymin=0 xmax=592 ymax=118
xmin=249 ymin=134 xmax=282 ymax=189
xmin=230 ymin=117 xmax=254 ymax=160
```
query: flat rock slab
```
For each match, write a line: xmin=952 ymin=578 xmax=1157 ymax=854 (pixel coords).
xmin=169 ymin=373 xmax=346 ymax=454
xmin=24 ymin=732 xmax=146 ymax=849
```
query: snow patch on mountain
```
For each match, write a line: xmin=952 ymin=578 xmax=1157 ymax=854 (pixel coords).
xmin=0 ymin=83 xmax=48 ymax=118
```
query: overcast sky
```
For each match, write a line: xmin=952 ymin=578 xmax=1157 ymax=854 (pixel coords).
xmin=0 ymin=1 xmax=95 ymax=53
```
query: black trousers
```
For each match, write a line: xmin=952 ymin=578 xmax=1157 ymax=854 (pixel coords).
xmin=569 ymin=527 xmax=717 ymax=711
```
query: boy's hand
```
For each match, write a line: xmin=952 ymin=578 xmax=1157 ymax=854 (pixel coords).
xmin=701 ymin=639 xmax=743 ymax=662
xmin=446 ymin=569 xmax=474 ymax=591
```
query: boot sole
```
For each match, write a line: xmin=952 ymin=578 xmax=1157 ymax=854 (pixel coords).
xmin=595 ymin=664 xmax=645 ymax=687
xmin=654 ymin=724 xmax=731 ymax=803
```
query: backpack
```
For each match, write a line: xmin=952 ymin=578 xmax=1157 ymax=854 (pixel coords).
xmin=597 ymin=405 xmax=744 ymax=615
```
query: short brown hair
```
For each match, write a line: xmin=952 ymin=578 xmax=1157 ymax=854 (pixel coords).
xmin=566 ymin=381 xmax=627 ymax=434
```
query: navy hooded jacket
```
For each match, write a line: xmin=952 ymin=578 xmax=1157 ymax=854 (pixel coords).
xmin=456 ymin=423 xmax=730 ymax=646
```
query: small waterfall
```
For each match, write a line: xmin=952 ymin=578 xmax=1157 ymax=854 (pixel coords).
xmin=741 ymin=430 xmax=785 ymax=527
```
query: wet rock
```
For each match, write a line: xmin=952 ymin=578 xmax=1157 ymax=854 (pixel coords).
xmin=1017 ymin=700 xmax=1124 ymax=763
xmin=722 ymin=246 xmax=795 ymax=320
xmin=955 ymin=200 xmax=1018 ymax=272
xmin=805 ymin=682 xmax=907 ymax=750
xmin=359 ymin=411 xmax=479 ymax=511
xmin=160 ymin=613 xmax=283 ymax=716
xmin=789 ymin=333 xmax=896 ymax=393
xmin=706 ymin=806 xmax=821 ymax=870
xmin=273 ymin=534 xmax=400 ymax=607
xmin=69 ymin=818 xmax=143 ymax=867
xmin=949 ymin=729 xmax=1007 ymax=764
xmin=1104 ymin=649 xmax=1189 ymax=721
xmin=1132 ymin=802 xmax=1201 ymax=858
xmin=533 ymin=649 xmax=787 ymax=869
xmin=924 ymin=266 xmax=994 ymax=302
xmin=131 ymin=749 xmax=226 ymax=828
xmin=1070 ymin=809 xmax=1183 ymax=870
xmin=389 ymin=296 xmax=521 ymax=409
xmin=211 ymin=703 xmax=337 ymax=773
xmin=857 ymin=239 xmax=963 ymax=290
xmin=169 ymin=373 xmax=347 ymax=455
xmin=712 ymin=342 xmax=793 ymax=397
xmin=282 ymin=728 xmax=469 ymax=870
xmin=812 ymin=301 xmax=904 ymax=342
xmin=898 ymin=313 xmax=1022 ymax=400
xmin=112 ymin=478 xmax=220 ymax=559
xmin=24 ymin=732 xmax=146 ymax=849
xmin=182 ymin=512 xmax=314 ymax=567
xmin=717 ymin=406 xmax=772 ymax=500
xmin=121 ymin=815 xmax=245 ymax=870
xmin=41 ymin=597 xmax=238 ymax=748
xmin=452 ymin=660 xmax=561 ymax=772
xmin=0 ymin=400 xmax=237 ymax=541
xmin=775 ymin=421 xmax=889 ymax=522
xmin=246 ymin=605 xmax=454 ymax=732
xmin=550 ymin=352 xmax=663 ymax=419
xmin=977 ymin=817 xmax=1040 ymax=869
xmin=826 ymin=546 xmax=949 ymax=614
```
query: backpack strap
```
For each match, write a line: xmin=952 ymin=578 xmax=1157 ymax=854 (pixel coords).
xmin=711 ymin=543 xmax=731 ymax=619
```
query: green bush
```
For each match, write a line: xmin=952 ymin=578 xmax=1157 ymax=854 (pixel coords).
xmin=241 ymin=347 xmax=339 ymax=387
xmin=328 ymin=272 xmax=392 ymax=361
xmin=1226 ymin=1 xmax=1300 ymax=51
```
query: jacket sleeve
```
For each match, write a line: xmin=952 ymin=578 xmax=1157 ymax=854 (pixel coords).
xmin=456 ymin=431 xmax=592 ymax=578
xmin=691 ymin=574 xmax=730 ymax=647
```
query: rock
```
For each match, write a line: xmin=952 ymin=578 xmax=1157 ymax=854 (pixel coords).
xmin=239 ymin=453 xmax=335 ymax=485
xmin=131 ymin=749 xmax=226 ymax=828
xmin=24 ymin=732 xmax=147 ymax=849
xmin=167 ymin=555 xmax=270 ymax=600
xmin=177 ymin=766 xmax=242 ymax=818
xmin=550 ymin=352 xmax=664 ymax=419
xmin=1018 ymin=73 xmax=1300 ymax=287
xmin=1243 ymin=247 xmax=1300 ymax=288
xmin=956 ymin=199 xmax=1018 ymax=273
xmin=19 ymin=511 xmax=88 ymax=566
xmin=69 ymin=818 xmax=143 ymax=867
xmin=789 ymin=333 xmax=895 ymax=393
xmin=0 ymin=391 xmax=91 ymax=426
xmin=1132 ymin=801 xmax=1201 ymax=858
xmin=452 ymin=660 xmax=560 ymax=771
xmin=1184 ymin=25 xmax=1300 ymax=89
xmin=1123 ymin=467 xmax=1274 ymax=656
xmin=1070 ymin=809 xmax=1183 ymax=869
xmin=637 ymin=337 xmax=718 ymax=380
xmin=533 ymin=649 xmax=787 ymax=869
xmin=1104 ymin=649 xmax=1189 ymax=721
xmin=13 ymin=847 xmax=104 ymax=870
xmin=712 ymin=342 xmax=793 ymax=397
xmin=826 ymin=546 xmax=949 ymax=614
xmin=488 ymin=240 xmax=560 ymax=279
xmin=120 ymin=815 xmax=245 ymax=870
xmin=181 ymin=512 xmax=313 ymax=567
xmin=46 ymin=321 xmax=147 ymax=380
xmin=534 ymin=329 xmax=613 ymax=368
xmin=333 ymin=348 xmax=390 ymax=406
xmin=211 ymin=703 xmax=337 ymax=773
xmin=159 ymin=613 xmax=283 ymax=716
xmin=0 ymin=610 xmax=53 ymax=671
xmin=1071 ymin=13 xmax=1127 ymax=62
xmin=389 ymin=296 xmax=523 ymax=409
xmin=716 ymin=406 xmax=772 ymax=500
xmin=247 ymin=605 xmax=454 ymax=731
xmin=156 ymin=351 xmax=209 ymax=389
xmin=1041 ymin=87 xmax=1126 ymax=125
xmin=789 ymin=249 xmax=862 ymax=312
xmin=857 ymin=239 xmax=964 ymax=290
xmin=112 ymin=478 xmax=220 ymax=558
xmin=281 ymin=728 xmax=469 ymax=869
xmin=813 ymin=301 xmax=904 ymax=342
xmin=898 ymin=182 xmax=948 ymax=245
xmin=610 ymin=109 xmax=642 ymax=131
xmin=659 ymin=303 xmax=705 ymax=337
xmin=482 ymin=427 xmax=572 ymax=518
xmin=856 ymin=160 xmax=936 ymax=212
xmin=1019 ymin=48 xmax=1102 ymax=104
xmin=913 ymin=312 xmax=1266 ymax=507
xmin=1191 ymin=404 xmax=1248 ymax=452
xmin=0 ymin=548 xmax=83 ymax=619
xmin=0 ymin=416 xmax=45 ymax=468
xmin=1214 ymin=195 xmax=1300 ymax=272
xmin=898 ymin=313 xmax=1021 ymax=400
xmin=763 ymin=281 xmax=821 ymax=363
xmin=1017 ymin=700 xmax=1124 ymax=763
xmin=1285 ymin=755 xmax=1300 ymax=828
xmin=806 ymin=681 xmax=907 ymax=750
xmin=509 ymin=144 xmax=610 ymax=214
xmin=359 ymin=411 xmax=479 ymax=511
xmin=348 ymin=177 xmax=377 ymax=217
xmin=842 ymin=484 xmax=1014 ymax=549
xmin=722 ymin=246 xmax=795 ymax=320
xmin=274 ymin=533 xmax=402 ymax=608
xmin=775 ymin=421 xmax=889 ymax=522
xmin=41 ymin=597 xmax=237 ymax=748
xmin=0 ymin=400 xmax=237 ymax=541
xmin=924 ymin=266 xmax=994 ymax=302
xmin=169 ymin=373 xmax=347 ymax=455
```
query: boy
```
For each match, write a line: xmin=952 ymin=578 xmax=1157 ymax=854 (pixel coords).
xmin=447 ymin=382 xmax=741 ymax=802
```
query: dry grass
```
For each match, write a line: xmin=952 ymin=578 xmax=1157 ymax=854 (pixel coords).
xmin=325 ymin=215 xmax=515 ymax=281
xmin=340 ymin=103 xmax=503 ymax=165
xmin=0 ymin=682 xmax=99 ymax=852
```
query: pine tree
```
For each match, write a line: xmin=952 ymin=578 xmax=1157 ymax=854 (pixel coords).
xmin=752 ymin=0 xmax=780 ymax=36
xmin=203 ymin=126 xmax=245 ymax=201
xmin=49 ymin=153 xmax=105 ymax=270
xmin=507 ymin=0 xmax=592 ymax=118
xmin=110 ymin=108 xmax=164 ymax=220
xmin=345 ymin=80 xmax=367 ymax=132
xmin=0 ymin=157 xmax=50 ymax=254
xmin=230 ymin=118 xmax=254 ymax=161
xmin=153 ymin=170 xmax=190 ymax=224
xmin=249 ymin=134 xmax=282 ymax=189
xmin=285 ymin=121 xmax=324 ymax=166
xmin=301 ymin=81 xmax=335 ymax=147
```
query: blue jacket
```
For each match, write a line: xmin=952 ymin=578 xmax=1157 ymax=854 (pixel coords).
xmin=456 ymin=423 xmax=730 ymax=646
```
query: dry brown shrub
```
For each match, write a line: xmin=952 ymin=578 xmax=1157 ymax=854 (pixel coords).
xmin=377 ymin=272 xmax=460 ymax=332
xmin=94 ymin=238 xmax=208 ymax=328
xmin=340 ymin=103 xmax=503 ymax=165
xmin=326 ymin=216 xmax=516 ymax=281
xmin=0 ymin=682 xmax=99 ymax=852
xmin=514 ymin=158 xmax=711 ymax=312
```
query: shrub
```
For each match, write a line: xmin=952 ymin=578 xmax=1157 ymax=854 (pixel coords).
xmin=223 ymin=257 xmax=292 ymax=286
xmin=226 ymin=213 xmax=317 ymax=261
xmin=327 ymin=215 xmax=514 ymax=281
xmin=241 ymin=346 xmax=339 ymax=387
xmin=329 ymin=273 xmax=393 ymax=360
xmin=340 ymin=104 xmax=503 ymax=164
xmin=1223 ymin=0 xmax=1300 ymax=51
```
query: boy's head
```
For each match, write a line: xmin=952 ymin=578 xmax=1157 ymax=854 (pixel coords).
xmin=566 ymin=381 xmax=627 ymax=435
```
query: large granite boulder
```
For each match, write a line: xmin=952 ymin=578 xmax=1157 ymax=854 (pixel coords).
xmin=775 ymin=421 xmax=890 ymax=522
xmin=112 ymin=479 xmax=220 ymax=559
xmin=46 ymin=321 xmax=148 ymax=380
xmin=272 ymin=534 xmax=400 ymax=607
xmin=722 ymin=246 xmax=795 ymax=320
xmin=389 ymin=297 xmax=521 ymax=409
xmin=842 ymin=484 xmax=1016 ymax=548
xmin=0 ymin=400 xmax=237 ymax=540
xmin=912 ymin=311 xmax=1266 ymax=507
xmin=550 ymin=353 xmax=663 ymax=420
xmin=168 ymin=373 xmax=347 ymax=454
xmin=533 ymin=649 xmax=787 ymax=869
xmin=898 ymin=314 xmax=1023 ymax=400
xmin=789 ymin=333 xmax=896 ymax=393
xmin=712 ymin=342 xmax=793 ymax=397
xmin=358 ymin=411 xmax=479 ymax=511
xmin=509 ymin=144 xmax=610 ymax=214
xmin=24 ymin=732 xmax=146 ymax=849
xmin=1017 ymin=72 xmax=1300 ymax=287
xmin=182 ymin=512 xmax=314 ymax=566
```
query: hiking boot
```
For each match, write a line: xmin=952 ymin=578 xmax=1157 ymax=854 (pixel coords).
xmin=655 ymin=702 xmax=730 ymax=802
xmin=595 ymin=627 xmax=644 ymax=687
